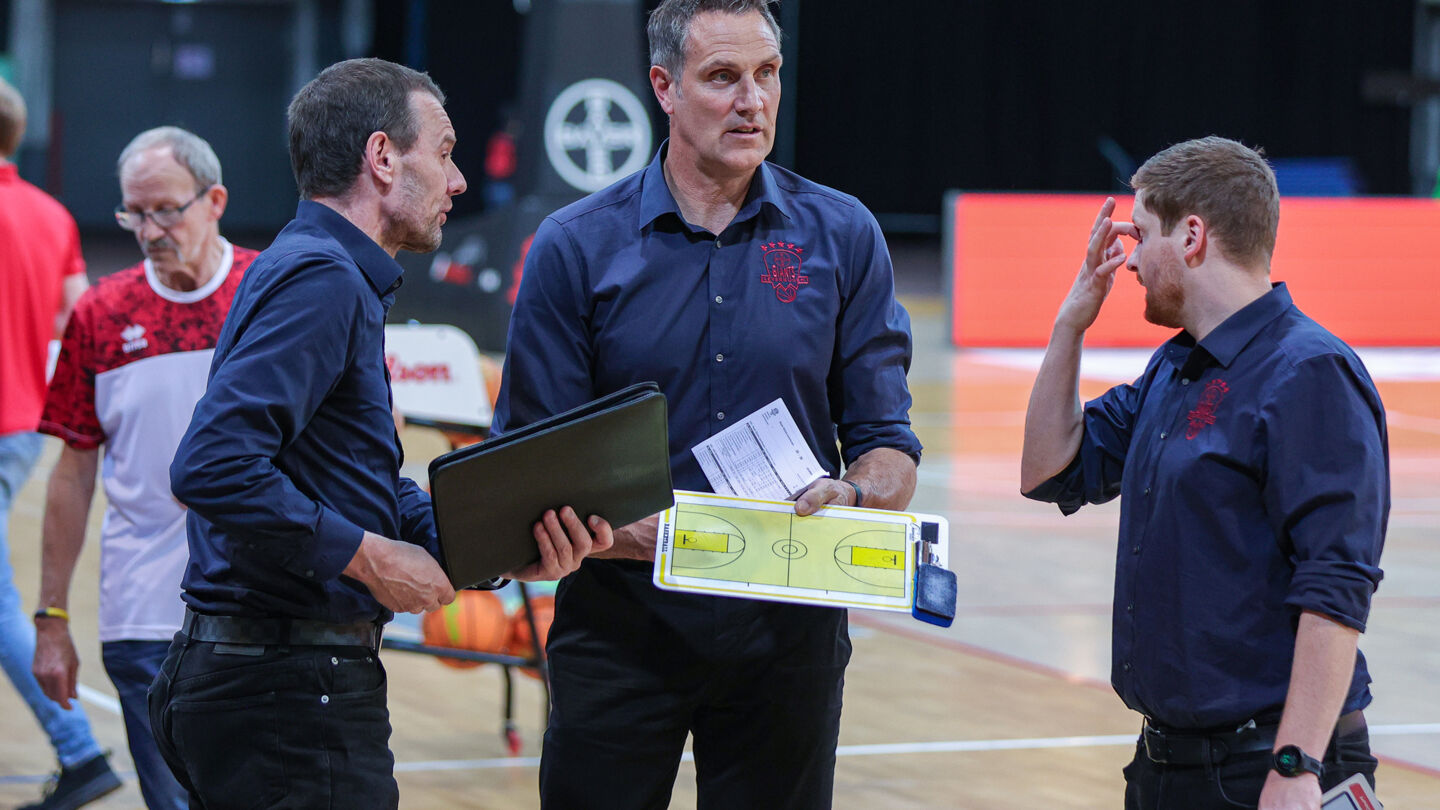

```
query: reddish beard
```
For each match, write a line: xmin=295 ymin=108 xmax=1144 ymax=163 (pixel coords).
xmin=1141 ymin=256 xmax=1186 ymax=329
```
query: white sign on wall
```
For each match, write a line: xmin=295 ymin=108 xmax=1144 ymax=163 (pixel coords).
xmin=544 ymin=78 xmax=652 ymax=193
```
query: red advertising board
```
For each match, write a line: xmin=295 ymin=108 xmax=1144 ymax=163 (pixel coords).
xmin=947 ymin=193 xmax=1440 ymax=347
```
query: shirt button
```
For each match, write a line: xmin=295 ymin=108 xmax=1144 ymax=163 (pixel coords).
xmin=331 ymin=657 xmax=339 ymax=666
xmin=305 ymin=570 xmax=315 ymax=578
xmin=715 ymin=354 xmax=724 ymax=363
xmin=1181 ymin=378 xmax=1191 ymax=386
xmin=1122 ymin=662 xmax=1131 ymax=672
xmin=716 ymin=412 xmax=725 ymax=420
xmin=715 ymin=238 xmax=722 ymax=249
xmin=715 ymin=295 xmax=723 ymax=304
xmin=1159 ymin=431 xmax=1167 ymax=439
xmin=1132 ymin=544 xmax=1141 ymax=554
xmin=1144 ymin=487 xmax=1151 ymax=495
xmin=1126 ymin=603 xmax=1134 ymax=613
xmin=320 ymin=694 xmax=330 ymax=705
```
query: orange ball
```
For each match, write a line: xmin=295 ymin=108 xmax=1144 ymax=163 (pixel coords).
xmin=507 ymin=596 xmax=555 ymax=679
xmin=478 ymin=354 xmax=503 ymax=410
xmin=422 ymin=590 xmax=510 ymax=669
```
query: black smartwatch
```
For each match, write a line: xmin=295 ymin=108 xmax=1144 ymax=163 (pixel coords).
xmin=1272 ymin=745 xmax=1324 ymax=778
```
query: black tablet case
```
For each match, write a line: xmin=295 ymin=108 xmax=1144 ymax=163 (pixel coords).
xmin=428 ymin=382 xmax=674 ymax=588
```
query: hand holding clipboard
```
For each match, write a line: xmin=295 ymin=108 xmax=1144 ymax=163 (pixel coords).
xmin=428 ymin=383 xmax=675 ymax=587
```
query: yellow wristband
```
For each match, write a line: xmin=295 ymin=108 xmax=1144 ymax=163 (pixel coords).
xmin=33 ymin=607 xmax=70 ymax=622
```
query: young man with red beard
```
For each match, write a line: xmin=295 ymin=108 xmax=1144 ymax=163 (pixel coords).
xmin=1021 ymin=137 xmax=1387 ymax=810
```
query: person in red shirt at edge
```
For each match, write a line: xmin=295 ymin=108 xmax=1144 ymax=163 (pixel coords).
xmin=0 ymin=74 xmax=123 ymax=810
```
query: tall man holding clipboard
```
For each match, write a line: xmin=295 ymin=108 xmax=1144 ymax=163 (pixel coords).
xmin=495 ymin=1 xmax=921 ymax=806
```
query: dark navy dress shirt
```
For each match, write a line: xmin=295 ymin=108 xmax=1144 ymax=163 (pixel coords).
xmin=1025 ymin=283 xmax=1388 ymax=730
xmin=171 ymin=201 xmax=438 ymax=625
xmin=494 ymin=145 xmax=922 ymax=483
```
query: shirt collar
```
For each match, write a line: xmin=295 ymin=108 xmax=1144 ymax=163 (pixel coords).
xmin=295 ymin=200 xmax=405 ymax=297
xmin=1162 ymin=282 xmax=1292 ymax=374
xmin=1197 ymin=282 xmax=1292 ymax=368
xmin=637 ymin=140 xmax=793 ymax=232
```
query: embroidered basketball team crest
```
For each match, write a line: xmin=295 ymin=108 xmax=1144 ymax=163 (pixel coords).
xmin=1186 ymin=379 xmax=1230 ymax=439
xmin=760 ymin=242 xmax=808 ymax=303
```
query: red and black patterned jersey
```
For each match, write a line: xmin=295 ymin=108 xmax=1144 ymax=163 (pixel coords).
xmin=41 ymin=241 xmax=258 ymax=449
xmin=38 ymin=240 xmax=258 ymax=642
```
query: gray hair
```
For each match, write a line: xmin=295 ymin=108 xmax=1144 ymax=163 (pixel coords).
xmin=648 ymin=0 xmax=782 ymax=77
xmin=117 ymin=126 xmax=222 ymax=190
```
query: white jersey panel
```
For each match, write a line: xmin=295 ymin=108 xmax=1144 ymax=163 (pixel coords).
xmin=93 ymin=349 xmax=213 ymax=641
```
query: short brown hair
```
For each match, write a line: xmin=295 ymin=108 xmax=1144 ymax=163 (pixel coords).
xmin=0 ymin=77 xmax=26 ymax=158
xmin=287 ymin=58 xmax=445 ymax=200
xmin=1130 ymin=136 xmax=1279 ymax=266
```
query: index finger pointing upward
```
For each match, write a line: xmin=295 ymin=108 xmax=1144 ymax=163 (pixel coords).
xmin=1090 ymin=197 xmax=1116 ymax=235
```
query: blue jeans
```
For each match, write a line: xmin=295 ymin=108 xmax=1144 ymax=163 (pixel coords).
xmin=103 ymin=641 xmax=187 ymax=810
xmin=0 ymin=431 xmax=103 ymax=769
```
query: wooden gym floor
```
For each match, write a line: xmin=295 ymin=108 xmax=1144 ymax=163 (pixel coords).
xmin=3 ymin=296 xmax=1438 ymax=808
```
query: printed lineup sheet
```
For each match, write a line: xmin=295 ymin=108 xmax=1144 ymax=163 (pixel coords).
xmin=691 ymin=398 xmax=826 ymax=500
xmin=653 ymin=490 xmax=949 ymax=612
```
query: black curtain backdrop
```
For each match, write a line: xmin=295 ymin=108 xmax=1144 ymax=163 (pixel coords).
xmin=389 ymin=0 xmax=1414 ymax=222
xmin=791 ymin=0 xmax=1414 ymax=215
xmin=376 ymin=1 xmax=526 ymax=221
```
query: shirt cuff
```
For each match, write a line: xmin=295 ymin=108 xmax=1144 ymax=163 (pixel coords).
xmin=36 ymin=420 xmax=104 ymax=451
xmin=279 ymin=506 xmax=366 ymax=583
xmin=1020 ymin=453 xmax=1086 ymax=515
xmin=842 ymin=430 xmax=923 ymax=468
xmin=1285 ymin=559 xmax=1383 ymax=632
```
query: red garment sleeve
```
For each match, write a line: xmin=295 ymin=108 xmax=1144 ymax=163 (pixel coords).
xmin=39 ymin=292 xmax=105 ymax=449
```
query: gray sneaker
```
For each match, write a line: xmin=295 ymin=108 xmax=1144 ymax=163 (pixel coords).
xmin=18 ymin=752 xmax=123 ymax=810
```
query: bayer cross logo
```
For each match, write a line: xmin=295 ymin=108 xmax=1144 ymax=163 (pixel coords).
xmin=544 ymin=78 xmax=652 ymax=193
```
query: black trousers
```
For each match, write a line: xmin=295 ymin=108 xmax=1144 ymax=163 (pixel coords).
xmin=148 ymin=632 xmax=398 ymax=810
xmin=538 ymin=561 xmax=852 ymax=810
xmin=1123 ymin=722 xmax=1377 ymax=809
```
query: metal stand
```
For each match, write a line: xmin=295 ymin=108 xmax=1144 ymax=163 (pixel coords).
xmin=383 ymin=421 xmax=551 ymax=754
xmin=382 ymin=583 xmax=550 ymax=755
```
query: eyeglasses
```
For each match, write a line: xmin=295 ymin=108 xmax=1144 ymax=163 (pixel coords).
xmin=114 ymin=187 xmax=210 ymax=232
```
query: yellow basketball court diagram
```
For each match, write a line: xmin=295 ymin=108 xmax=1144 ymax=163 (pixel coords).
xmin=655 ymin=491 xmax=930 ymax=611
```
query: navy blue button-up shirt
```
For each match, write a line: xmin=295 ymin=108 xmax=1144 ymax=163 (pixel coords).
xmin=171 ymin=201 xmax=438 ymax=625
xmin=493 ymin=145 xmax=921 ymax=489
xmin=1025 ymin=283 xmax=1387 ymax=729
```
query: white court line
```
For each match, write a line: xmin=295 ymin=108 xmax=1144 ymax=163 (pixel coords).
xmin=967 ymin=348 xmax=1440 ymax=383
xmin=77 ymin=683 xmax=120 ymax=715
xmin=396 ymin=757 xmax=542 ymax=772
xmin=1388 ymin=411 xmax=1440 ymax=435
xmin=390 ymin=725 xmax=1440 ymax=771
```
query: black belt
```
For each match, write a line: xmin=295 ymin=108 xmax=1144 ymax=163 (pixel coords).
xmin=1142 ymin=710 xmax=1366 ymax=766
xmin=181 ymin=608 xmax=383 ymax=650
